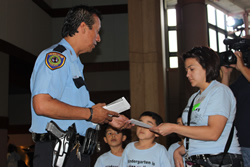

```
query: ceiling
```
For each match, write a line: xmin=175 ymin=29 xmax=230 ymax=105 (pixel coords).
xmin=166 ymin=0 xmax=250 ymax=34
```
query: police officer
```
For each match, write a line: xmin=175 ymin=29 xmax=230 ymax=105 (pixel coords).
xmin=30 ymin=5 xmax=131 ymax=167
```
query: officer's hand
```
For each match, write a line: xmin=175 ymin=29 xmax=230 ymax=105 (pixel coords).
xmin=90 ymin=103 xmax=119 ymax=124
xmin=109 ymin=115 xmax=133 ymax=130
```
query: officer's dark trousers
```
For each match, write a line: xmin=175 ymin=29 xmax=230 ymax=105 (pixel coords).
xmin=33 ymin=141 xmax=90 ymax=167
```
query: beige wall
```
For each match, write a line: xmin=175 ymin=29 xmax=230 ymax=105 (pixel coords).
xmin=0 ymin=0 xmax=52 ymax=55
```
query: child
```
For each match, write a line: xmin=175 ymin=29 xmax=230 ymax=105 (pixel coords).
xmin=119 ymin=111 xmax=171 ymax=167
xmin=167 ymin=115 xmax=185 ymax=167
xmin=94 ymin=125 xmax=127 ymax=167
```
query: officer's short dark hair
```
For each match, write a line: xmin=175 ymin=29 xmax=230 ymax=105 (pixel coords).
xmin=61 ymin=5 xmax=102 ymax=38
xmin=182 ymin=46 xmax=220 ymax=83
xmin=139 ymin=111 xmax=163 ymax=126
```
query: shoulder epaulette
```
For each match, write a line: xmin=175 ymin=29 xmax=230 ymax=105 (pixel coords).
xmin=53 ymin=44 xmax=66 ymax=53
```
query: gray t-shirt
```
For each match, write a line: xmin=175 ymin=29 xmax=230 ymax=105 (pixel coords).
xmin=182 ymin=80 xmax=241 ymax=156
xmin=119 ymin=142 xmax=171 ymax=167
xmin=94 ymin=151 xmax=121 ymax=167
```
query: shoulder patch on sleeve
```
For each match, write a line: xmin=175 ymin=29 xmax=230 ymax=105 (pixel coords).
xmin=45 ymin=52 xmax=66 ymax=70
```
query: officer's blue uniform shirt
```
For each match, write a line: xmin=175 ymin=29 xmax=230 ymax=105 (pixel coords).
xmin=30 ymin=38 xmax=96 ymax=136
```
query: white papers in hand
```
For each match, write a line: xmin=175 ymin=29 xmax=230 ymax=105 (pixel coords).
xmin=103 ymin=97 xmax=130 ymax=114
xmin=130 ymin=119 xmax=152 ymax=129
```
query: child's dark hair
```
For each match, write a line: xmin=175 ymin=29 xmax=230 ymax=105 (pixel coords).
xmin=103 ymin=124 xmax=124 ymax=136
xmin=140 ymin=111 xmax=163 ymax=126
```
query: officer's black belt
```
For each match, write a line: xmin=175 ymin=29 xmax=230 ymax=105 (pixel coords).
xmin=32 ymin=133 xmax=85 ymax=143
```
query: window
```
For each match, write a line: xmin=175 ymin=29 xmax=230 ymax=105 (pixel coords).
xmin=216 ymin=9 xmax=226 ymax=30
xmin=167 ymin=9 xmax=176 ymax=26
xmin=208 ymin=28 xmax=217 ymax=51
xmin=206 ymin=4 xmax=245 ymax=53
xmin=207 ymin=5 xmax=216 ymax=25
xmin=166 ymin=5 xmax=243 ymax=69
xmin=207 ymin=4 xmax=228 ymax=52
xmin=167 ymin=8 xmax=178 ymax=69
xmin=169 ymin=57 xmax=178 ymax=68
xmin=168 ymin=30 xmax=177 ymax=52
xmin=218 ymin=32 xmax=226 ymax=52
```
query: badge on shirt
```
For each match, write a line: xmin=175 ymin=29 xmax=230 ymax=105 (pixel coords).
xmin=45 ymin=52 xmax=66 ymax=70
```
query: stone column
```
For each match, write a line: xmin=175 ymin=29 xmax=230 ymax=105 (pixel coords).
xmin=176 ymin=0 xmax=208 ymax=109
xmin=128 ymin=0 xmax=167 ymax=145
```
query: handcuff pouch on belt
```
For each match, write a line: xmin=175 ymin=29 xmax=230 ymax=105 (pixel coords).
xmin=81 ymin=124 xmax=100 ymax=155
